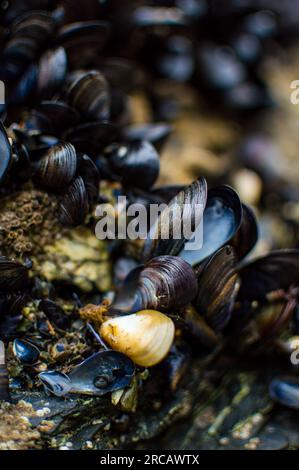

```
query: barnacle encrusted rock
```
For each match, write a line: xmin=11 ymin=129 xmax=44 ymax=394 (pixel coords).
xmin=0 ymin=400 xmax=41 ymax=450
xmin=0 ymin=189 xmax=59 ymax=257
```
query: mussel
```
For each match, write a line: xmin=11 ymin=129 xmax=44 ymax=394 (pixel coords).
xmin=59 ymin=176 xmax=89 ymax=226
xmin=0 ymin=257 xmax=31 ymax=292
xmin=269 ymin=376 xmax=299 ymax=410
xmin=180 ymin=185 xmax=242 ymax=266
xmin=13 ymin=339 xmax=40 ymax=366
xmin=142 ymin=177 xmax=207 ymax=262
xmin=194 ymin=246 xmax=240 ymax=331
xmin=39 ymin=370 xmax=72 ymax=397
xmin=68 ymin=350 xmax=135 ymax=395
xmin=238 ymin=250 xmax=299 ymax=302
xmin=77 ymin=153 xmax=100 ymax=203
xmin=122 ymin=123 xmax=172 ymax=151
xmin=39 ymin=350 xmax=135 ymax=397
xmin=132 ymin=255 xmax=198 ymax=312
xmin=105 ymin=140 xmax=160 ymax=190
xmin=0 ymin=122 xmax=13 ymax=184
xmin=34 ymin=142 xmax=77 ymax=190
xmin=64 ymin=70 xmax=110 ymax=121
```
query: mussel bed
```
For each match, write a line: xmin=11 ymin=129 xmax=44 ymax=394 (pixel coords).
xmin=1 ymin=0 xmax=299 ymax=451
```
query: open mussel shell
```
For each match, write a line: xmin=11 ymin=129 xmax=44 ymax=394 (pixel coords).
xmin=39 ymin=370 xmax=72 ymax=397
xmin=65 ymin=70 xmax=110 ymax=121
xmin=100 ymin=310 xmax=175 ymax=368
xmin=0 ymin=257 xmax=31 ymax=292
xmin=59 ymin=176 xmax=89 ymax=226
xmin=142 ymin=177 xmax=207 ymax=262
xmin=238 ymin=250 xmax=299 ymax=302
xmin=68 ymin=350 xmax=135 ymax=396
xmin=34 ymin=142 xmax=77 ymax=191
xmin=106 ymin=140 xmax=160 ymax=190
xmin=194 ymin=246 xmax=240 ymax=331
xmin=13 ymin=339 xmax=40 ymax=366
xmin=269 ymin=376 xmax=299 ymax=410
xmin=180 ymin=185 xmax=242 ymax=267
xmin=112 ymin=265 xmax=144 ymax=313
xmin=132 ymin=255 xmax=198 ymax=312
xmin=0 ymin=122 xmax=13 ymax=183
xmin=231 ymin=203 xmax=258 ymax=260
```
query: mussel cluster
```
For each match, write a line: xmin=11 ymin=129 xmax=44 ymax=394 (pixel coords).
xmin=0 ymin=0 xmax=299 ymax=449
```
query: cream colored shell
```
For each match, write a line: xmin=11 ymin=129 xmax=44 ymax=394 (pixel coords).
xmin=99 ymin=310 xmax=175 ymax=367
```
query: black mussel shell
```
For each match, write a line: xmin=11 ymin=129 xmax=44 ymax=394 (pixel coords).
xmin=34 ymin=101 xmax=80 ymax=134
xmin=99 ymin=58 xmax=138 ymax=92
xmin=34 ymin=142 xmax=77 ymax=190
xmin=194 ymin=246 xmax=240 ymax=331
xmin=132 ymin=255 xmax=198 ymax=312
xmin=198 ymin=44 xmax=246 ymax=91
xmin=231 ymin=203 xmax=258 ymax=260
xmin=154 ymin=35 xmax=194 ymax=83
xmin=238 ymin=250 xmax=299 ymax=302
xmin=132 ymin=6 xmax=186 ymax=27
xmin=25 ymin=109 xmax=53 ymax=134
xmin=68 ymin=351 xmax=135 ymax=396
xmin=0 ymin=293 xmax=27 ymax=340
xmin=9 ymin=64 xmax=38 ymax=104
xmin=180 ymin=185 xmax=242 ymax=266
xmin=244 ymin=10 xmax=277 ymax=39
xmin=39 ymin=370 xmax=72 ymax=397
xmin=269 ymin=376 xmax=299 ymax=410
xmin=65 ymin=71 xmax=110 ymax=121
xmin=0 ymin=257 xmax=31 ymax=292
xmin=122 ymin=123 xmax=172 ymax=151
xmin=77 ymin=153 xmax=100 ymax=203
xmin=106 ymin=140 xmax=160 ymax=190
xmin=57 ymin=21 xmax=110 ymax=68
xmin=159 ymin=341 xmax=191 ymax=392
xmin=232 ymin=33 xmax=261 ymax=64
xmin=39 ymin=299 xmax=70 ymax=329
xmin=142 ymin=177 xmax=207 ymax=262
xmin=59 ymin=176 xmax=89 ymax=226
xmin=13 ymin=339 xmax=40 ymax=366
xmin=63 ymin=121 xmax=119 ymax=155
xmin=222 ymin=79 xmax=274 ymax=111
xmin=37 ymin=47 xmax=68 ymax=97
xmin=112 ymin=265 xmax=144 ymax=313
xmin=151 ymin=185 xmax=185 ymax=203
xmin=183 ymin=305 xmax=219 ymax=350
xmin=0 ymin=121 xmax=13 ymax=183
